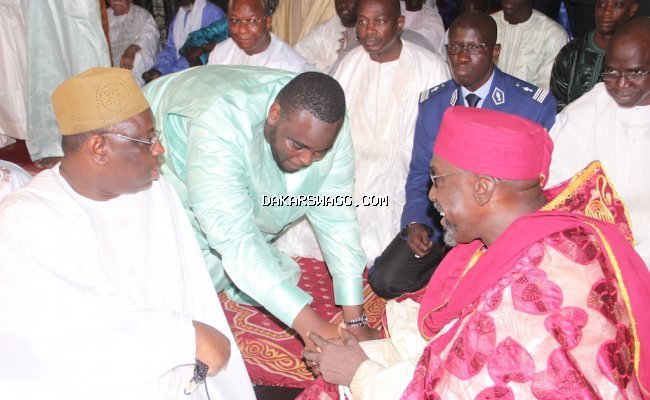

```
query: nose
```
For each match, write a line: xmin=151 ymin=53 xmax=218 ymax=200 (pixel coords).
xmin=457 ymin=48 xmax=471 ymax=62
xmin=428 ymin=184 xmax=438 ymax=202
xmin=614 ymin=74 xmax=630 ymax=88
xmin=297 ymin=149 xmax=314 ymax=168
xmin=238 ymin=22 xmax=251 ymax=33
xmin=152 ymin=140 xmax=165 ymax=156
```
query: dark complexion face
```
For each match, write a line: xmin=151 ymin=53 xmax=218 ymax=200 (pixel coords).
xmin=265 ymin=105 xmax=342 ymax=173
xmin=356 ymin=0 xmax=404 ymax=62
xmin=428 ymin=157 xmax=480 ymax=246
xmin=604 ymin=34 xmax=650 ymax=107
xmin=228 ymin=0 xmax=272 ymax=55
xmin=447 ymin=24 xmax=500 ymax=92
xmin=500 ymin=0 xmax=533 ymax=23
xmin=594 ymin=0 xmax=638 ymax=37
xmin=102 ymin=109 xmax=164 ymax=195
xmin=179 ymin=0 xmax=195 ymax=8
xmin=109 ymin=0 xmax=132 ymax=16
xmin=336 ymin=0 xmax=358 ymax=27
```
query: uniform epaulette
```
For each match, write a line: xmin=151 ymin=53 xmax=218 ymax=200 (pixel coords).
xmin=513 ymin=81 xmax=550 ymax=104
xmin=420 ymin=82 xmax=447 ymax=103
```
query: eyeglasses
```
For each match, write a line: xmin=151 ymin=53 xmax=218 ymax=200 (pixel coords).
xmin=445 ymin=43 xmax=489 ymax=55
xmin=429 ymin=168 xmax=462 ymax=188
xmin=601 ymin=69 xmax=650 ymax=82
xmin=104 ymin=131 xmax=161 ymax=151
xmin=228 ymin=16 xmax=266 ymax=26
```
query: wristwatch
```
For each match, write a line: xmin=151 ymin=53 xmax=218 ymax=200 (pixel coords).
xmin=344 ymin=312 xmax=368 ymax=327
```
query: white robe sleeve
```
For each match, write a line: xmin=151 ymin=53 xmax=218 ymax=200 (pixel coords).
xmin=349 ymin=299 xmax=428 ymax=400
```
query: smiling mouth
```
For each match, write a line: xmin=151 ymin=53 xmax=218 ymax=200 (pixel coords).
xmin=433 ymin=201 xmax=446 ymax=217
xmin=612 ymin=90 xmax=633 ymax=97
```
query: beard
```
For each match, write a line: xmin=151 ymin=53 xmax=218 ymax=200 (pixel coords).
xmin=442 ymin=225 xmax=458 ymax=247
xmin=267 ymin=124 xmax=297 ymax=173
xmin=433 ymin=201 xmax=458 ymax=247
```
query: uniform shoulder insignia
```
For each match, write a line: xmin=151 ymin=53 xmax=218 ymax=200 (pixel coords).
xmin=420 ymin=82 xmax=447 ymax=103
xmin=513 ymin=80 xmax=550 ymax=103
xmin=532 ymin=87 xmax=550 ymax=103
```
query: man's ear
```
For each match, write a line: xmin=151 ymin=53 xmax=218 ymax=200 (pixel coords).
xmin=491 ymin=43 xmax=501 ymax=64
xmin=397 ymin=15 xmax=405 ymax=32
xmin=267 ymin=102 xmax=281 ymax=126
xmin=265 ymin=14 xmax=273 ymax=30
xmin=474 ymin=174 xmax=497 ymax=206
xmin=86 ymin=134 xmax=110 ymax=166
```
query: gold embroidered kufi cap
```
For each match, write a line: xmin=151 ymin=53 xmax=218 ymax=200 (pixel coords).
xmin=51 ymin=67 xmax=150 ymax=135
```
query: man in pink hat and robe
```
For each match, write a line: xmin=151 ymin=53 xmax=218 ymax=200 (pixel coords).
xmin=300 ymin=107 xmax=650 ymax=400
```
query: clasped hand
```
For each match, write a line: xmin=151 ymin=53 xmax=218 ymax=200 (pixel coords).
xmin=302 ymin=330 xmax=369 ymax=387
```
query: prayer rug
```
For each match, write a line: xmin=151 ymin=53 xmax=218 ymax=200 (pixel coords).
xmin=218 ymin=257 xmax=386 ymax=388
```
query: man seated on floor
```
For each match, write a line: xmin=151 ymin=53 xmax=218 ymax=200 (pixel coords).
xmin=548 ymin=17 xmax=650 ymax=267
xmin=369 ymin=10 xmax=557 ymax=299
xmin=302 ymin=106 xmax=650 ymax=400
xmin=550 ymin=0 xmax=638 ymax=112
xmin=278 ymin=0 xmax=449 ymax=266
xmin=207 ymin=0 xmax=316 ymax=72
xmin=107 ymin=0 xmax=160 ymax=86
xmin=492 ymin=0 xmax=568 ymax=89
xmin=143 ymin=66 xmax=376 ymax=350
xmin=142 ymin=0 xmax=225 ymax=83
xmin=0 ymin=67 xmax=255 ymax=400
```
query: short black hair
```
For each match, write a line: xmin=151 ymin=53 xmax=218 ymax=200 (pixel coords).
xmin=275 ymin=72 xmax=346 ymax=124
xmin=61 ymin=131 xmax=96 ymax=154
xmin=358 ymin=0 xmax=402 ymax=20
xmin=449 ymin=10 xmax=498 ymax=46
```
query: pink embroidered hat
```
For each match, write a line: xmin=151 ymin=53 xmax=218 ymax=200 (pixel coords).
xmin=433 ymin=107 xmax=553 ymax=187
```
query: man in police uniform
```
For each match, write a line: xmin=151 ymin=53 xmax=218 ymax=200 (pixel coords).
xmin=369 ymin=11 xmax=557 ymax=299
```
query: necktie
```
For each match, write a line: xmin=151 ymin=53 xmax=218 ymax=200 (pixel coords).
xmin=465 ymin=93 xmax=481 ymax=108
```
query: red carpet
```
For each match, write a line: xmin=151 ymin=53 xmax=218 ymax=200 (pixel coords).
xmin=0 ymin=139 xmax=40 ymax=175
xmin=219 ymin=257 xmax=386 ymax=388
xmin=1 ymin=140 xmax=388 ymax=390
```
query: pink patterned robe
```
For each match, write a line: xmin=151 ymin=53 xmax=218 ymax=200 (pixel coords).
xmin=299 ymin=163 xmax=650 ymax=400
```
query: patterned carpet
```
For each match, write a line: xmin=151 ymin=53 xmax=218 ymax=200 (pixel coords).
xmin=0 ymin=141 xmax=387 ymax=390
xmin=219 ymin=257 xmax=386 ymax=388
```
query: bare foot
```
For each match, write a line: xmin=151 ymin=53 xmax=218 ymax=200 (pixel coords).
xmin=34 ymin=157 xmax=62 ymax=169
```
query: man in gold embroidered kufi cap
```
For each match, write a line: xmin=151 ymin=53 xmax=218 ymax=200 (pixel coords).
xmin=52 ymin=67 xmax=150 ymax=135
xmin=0 ymin=67 xmax=256 ymax=399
